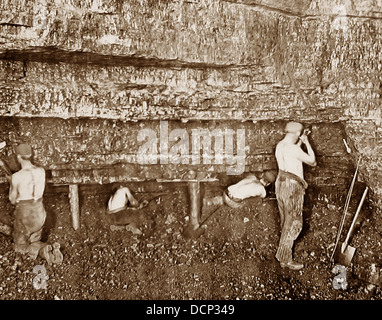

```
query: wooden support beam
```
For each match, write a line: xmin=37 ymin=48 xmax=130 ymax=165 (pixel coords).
xmin=188 ymin=180 xmax=201 ymax=230
xmin=68 ymin=184 xmax=80 ymax=230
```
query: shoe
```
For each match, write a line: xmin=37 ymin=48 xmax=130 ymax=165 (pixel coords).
xmin=52 ymin=242 xmax=63 ymax=265
xmin=0 ymin=223 xmax=12 ymax=236
xmin=280 ymin=261 xmax=304 ymax=271
xmin=110 ymin=225 xmax=125 ymax=231
xmin=126 ymin=225 xmax=142 ymax=235
xmin=40 ymin=245 xmax=54 ymax=266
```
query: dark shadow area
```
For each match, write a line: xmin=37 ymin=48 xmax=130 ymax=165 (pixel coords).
xmin=0 ymin=48 xmax=235 ymax=70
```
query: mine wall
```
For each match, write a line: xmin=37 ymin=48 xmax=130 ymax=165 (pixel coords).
xmin=0 ymin=116 xmax=358 ymax=212
xmin=0 ymin=0 xmax=381 ymax=284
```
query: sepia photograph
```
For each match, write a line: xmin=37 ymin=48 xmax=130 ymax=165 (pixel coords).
xmin=0 ymin=0 xmax=381 ymax=309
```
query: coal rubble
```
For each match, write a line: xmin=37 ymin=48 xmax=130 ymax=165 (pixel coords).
xmin=0 ymin=185 xmax=379 ymax=300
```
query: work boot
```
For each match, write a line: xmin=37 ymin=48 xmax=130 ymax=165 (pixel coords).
xmin=110 ymin=225 xmax=125 ymax=231
xmin=39 ymin=245 xmax=54 ymax=266
xmin=52 ymin=242 xmax=63 ymax=265
xmin=126 ymin=224 xmax=142 ymax=235
xmin=280 ymin=260 xmax=304 ymax=271
xmin=0 ymin=223 xmax=12 ymax=236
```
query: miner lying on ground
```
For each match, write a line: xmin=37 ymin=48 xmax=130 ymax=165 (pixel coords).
xmin=105 ymin=184 xmax=165 ymax=235
xmin=223 ymin=170 xmax=277 ymax=209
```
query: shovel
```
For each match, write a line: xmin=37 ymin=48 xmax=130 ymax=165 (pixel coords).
xmin=330 ymin=155 xmax=361 ymax=262
xmin=334 ymin=186 xmax=369 ymax=266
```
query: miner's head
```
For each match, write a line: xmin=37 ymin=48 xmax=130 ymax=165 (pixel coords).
xmin=15 ymin=143 xmax=33 ymax=163
xmin=259 ymin=170 xmax=277 ymax=187
xmin=285 ymin=121 xmax=303 ymax=142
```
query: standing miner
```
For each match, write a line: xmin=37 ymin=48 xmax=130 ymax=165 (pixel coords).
xmin=274 ymin=122 xmax=316 ymax=270
xmin=9 ymin=143 xmax=63 ymax=265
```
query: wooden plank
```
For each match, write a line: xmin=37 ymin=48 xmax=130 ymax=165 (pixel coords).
xmin=68 ymin=184 xmax=80 ymax=230
xmin=188 ymin=180 xmax=201 ymax=230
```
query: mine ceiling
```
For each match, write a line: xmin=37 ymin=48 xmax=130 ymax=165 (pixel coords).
xmin=227 ymin=0 xmax=313 ymax=15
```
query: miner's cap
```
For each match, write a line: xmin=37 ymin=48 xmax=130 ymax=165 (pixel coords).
xmin=15 ymin=143 xmax=32 ymax=156
xmin=285 ymin=121 xmax=303 ymax=133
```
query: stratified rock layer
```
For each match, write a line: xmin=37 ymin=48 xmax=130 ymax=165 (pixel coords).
xmin=0 ymin=0 xmax=381 ymax=280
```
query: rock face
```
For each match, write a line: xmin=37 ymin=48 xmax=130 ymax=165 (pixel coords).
xmin=0 ymin=1 xmax=381 ymax=241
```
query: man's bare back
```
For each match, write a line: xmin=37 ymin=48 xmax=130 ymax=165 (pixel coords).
xmin=276 ymin=140 xmax=305 ymax=179
xmin=275 ymin=130 xmax=316 ymax=180
xmin=10 ymin=166 xmax=45 ymax=204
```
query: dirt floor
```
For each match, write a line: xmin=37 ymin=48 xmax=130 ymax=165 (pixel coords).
xmin=0 ymin=181 xmax=380 ymax=301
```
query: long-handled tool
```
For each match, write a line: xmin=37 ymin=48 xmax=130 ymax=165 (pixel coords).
xmin=137 ymin=193 xmax=168 ymax=209
xmin=0 ymin=141 xmax=12 ymax=181
xmin=333 ymin=186 xmax=369 ymax=266
xmin=0 ymin=141 xmax=13 ymax=236
xmin=182 ymin=204 xmax=223 ymax=239
xmin=330 ymin=139 xmax=361 ymax=261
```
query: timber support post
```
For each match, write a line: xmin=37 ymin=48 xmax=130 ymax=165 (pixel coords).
xmin=68 ymin=184 xmax=80 ymax=230
xmin=188 ymin=180 xmax=201 ymax=231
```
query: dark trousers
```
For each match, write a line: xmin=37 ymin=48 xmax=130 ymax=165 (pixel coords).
xmin=13 ymin=198 xmax=48 ymax=259
xmin=275 ymin=171 xmax=307 ymax=264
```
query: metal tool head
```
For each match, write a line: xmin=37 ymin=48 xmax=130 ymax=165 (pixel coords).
xmin=182 ymin=224 xmax=205 ymax=239
xmin=334 ymin=243 xmax=356 ymax=266
xmin=343 ymin=139 xmax=351 ymax=154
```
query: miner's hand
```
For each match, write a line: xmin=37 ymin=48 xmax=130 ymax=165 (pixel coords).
xmin=299 ymin=133 xmax=310 ymax=145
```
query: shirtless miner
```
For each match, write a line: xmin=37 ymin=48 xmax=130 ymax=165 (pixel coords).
xmin=9 ymin=143 xmax=63 ymax=265
xmin=275 ymin=122 xmax=316 ymax=270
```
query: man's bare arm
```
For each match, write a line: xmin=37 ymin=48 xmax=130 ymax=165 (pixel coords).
xmin=298 ymin=135 xmax=316 ymax=166
xmin=0 ymin=159 xmax=12 ymax=182
xmin=9 ymin=175 xmax=18 ymax=205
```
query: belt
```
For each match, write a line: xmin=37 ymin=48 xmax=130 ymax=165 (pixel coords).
xmin=223 ymin=190 xmax=244 ymax=209
xmin=278 ymin=170 xmax=308 ymax=189
xmin=106 ymin=206 xmax=127 ymax=214
xmin=16 ymin=198 xmax=42 ymax=204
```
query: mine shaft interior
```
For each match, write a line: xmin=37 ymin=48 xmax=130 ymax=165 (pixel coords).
xmin=0 ymin=0 xmax=381 ymax=300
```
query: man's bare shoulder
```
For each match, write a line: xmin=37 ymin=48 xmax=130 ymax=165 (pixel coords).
xmin=276 ymin=140 xmax=299 ymax=151
xmin=12 ymin=170 xmax=24 ymax=180
xmin=11 ymin=171 xmax=24 ymax=187
xmin=13 ymin=166 xmax=45 ymax=178
xmin=33 ymin=166 xmax=45 ymax=175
